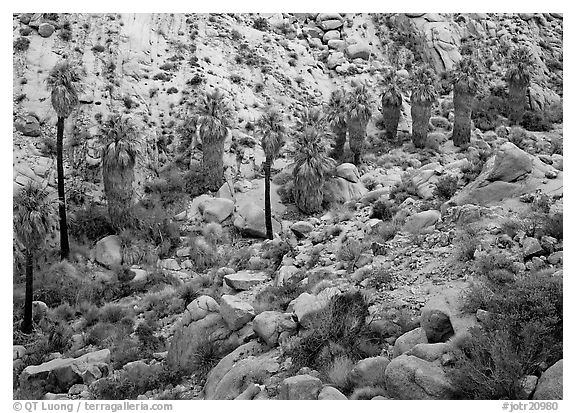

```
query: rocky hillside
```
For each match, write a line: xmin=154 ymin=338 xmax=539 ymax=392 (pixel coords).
xmin=13 ymin=13 xmax=563 ymax=401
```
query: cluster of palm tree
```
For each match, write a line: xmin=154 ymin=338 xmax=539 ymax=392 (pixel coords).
xmin=379 ymin=68 xmax=404 ymax=143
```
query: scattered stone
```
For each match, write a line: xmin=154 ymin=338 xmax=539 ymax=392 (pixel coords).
xmin=198 ymin=198 xmax=234 ymax=223
xmin=319 ymin=19 xmax=343 ymax=31
xmin=253 ymin=311 xmax=297 ymax=346
xmin=393 ymin=327 xmax=428 ymax=358
xmin=346 ymin=42 xmax=371 ymax=60
xmin=94 ymin=235 xmax=122 ymax=268
xmin=533 ymin=360 xmax=562 ymax=400
xmin=518 ymin=375 xmax=539 ymax=400
xmin=38 ymin=23 xmax=55 ymax=38
xmin=335 ymin=163 xmax=361 ymax=183
xmin=318 ymin=385 xmax=348 ymax=400
xmin=522 ymin=237 xmax=544 ymax=258
xmin=291 ymin=221 xmax=314 ymax=237
xmin=350 ymin=356 xmax=390 ymax=388
xmin=420 ymin=308 xmax=454 ymax=343
xmin=219 ymin=295 xmax=255 ymax=331
xmin=224 ymin=271 xmax=268 ymax=291
xmin=15 ymin=115 xmax=41 ymax=137
xmin=279 ymin=374 xmax=322 ymax=400
xmin=403 ymin=210 xmax=441 ymax=233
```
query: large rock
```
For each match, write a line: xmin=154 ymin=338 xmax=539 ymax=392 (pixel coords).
xmin=290 ymin=221 xmax=314 ymax=237
xmin=487 ymin=143 xmax=532 ymax=183
xmin=198 ymin=198 xmax=234 ymax=223
xmin=287 ymin=288 xmax=340 ymax=328
xmin=94 ymin=235 xmax=122 ymax=268
xmin=522 ymin=237 xmax=545 ymax=258
xmin=327 ymin=51 xmax=346 ymax=69
xmin=318 ymin=385 xmax=348 ymax=400
xmin=384 ymin=355 xmax=457 ymax=399
xmin=279 ymin=374 xmax=322 ymax=400
xmin=167 ymin=296 xmax=242 ymax=372
xmin=346 ymin=42 xmax=372 ymax=60
xmin=223 ymin=271 xmax=268 ymax=291
xmin=335 ymin=163 xmax=361 ymax=183
xmin=15 ymin=115 xmax=41 ymax=137
xmin=533 ymin=359 xmax=562 ymax=400
xmin=326 ymin=177 xmax=368 ymax=203
xmin=319 ymin=19 xmax=343 ymax=31
xmin=38 ymin=23 xmax=55 ymax=37
xmin=403 ymin=210 xmax=441 ymax=233
xmin=233 ymin=201 xmax=280 ymax=238
xmin=20 ymin=349 xmax=110 ymax=394
xmin=252 ymin=311 xmax=297 ymax=346
xmin=322 ymin=30 xmax=341 ymax=43
xmin=350 ymin=356 xmax=390 ymax=388
xmin=219 ymin=295 xmax=255 ymax=331
xmin=420 ymin=308 xmax=454 ymax=343
xmin=393 ymin=327 xmax=428 ymax=358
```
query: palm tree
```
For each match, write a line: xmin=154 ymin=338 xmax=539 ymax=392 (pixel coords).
xmin=46 ymin=61 xmax=80 ymax=260
xmin=293 ymin=110 xmax=336 ymax=215
xmin=345 ymin=83 xmax=372 ymax=165
xmin=452 ymin=56 xmax=482 ymax=147
xmin=101 ymin=114 xmax=139 ymax=230
xmin=193 ymin=89 xmax=233 ymax=191
xmin=410 ymin=66 xmax=438 ymax=149
xmin=505 ymin=46 xmax=533 ymax=125
xmin=256 ymin=109 xmax=286 ymax=239
xmin=14 ymin=183 xmax=55 ymax=333
xmin=325 ymin=89 xmax=348 ymax=161
xmin=379 ymin=69 xmax=404 ymax=143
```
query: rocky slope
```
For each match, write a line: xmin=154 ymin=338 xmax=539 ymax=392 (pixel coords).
xmin=13 ymin=13 xmax=563 ymax=401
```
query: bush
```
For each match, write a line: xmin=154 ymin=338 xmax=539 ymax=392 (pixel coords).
xmin=472 ymin=95 xmax=507 ymax=131
xmin=370 ymin=199 xmax=396 ymax=221
xmin=183 ymin=164 xmax=210 ymax=197
xmin=228 ymin=246 xmax=254 ymax=271
xmin=337 ymin=239 xmax=370 ymax=272
xmin=365 ymin=267 xmax=394 ymax=290
xmin=132 ymin=205 xmax=181 ymax=258
xmin=99 ymin=303 xmax=131 ymax=324
xmin=253 ymin=17 xmax=269 ymax=31
xmin=324 ymin=355 xmax=355 ymax=393
xmin=92 ymin=44 xmax=105 ymax=53
xmin=69 ymin=204 xmax=115 ymax=243
xmin=253 ymin=281 xmax=306 ymax=313
xmin=520 ymin=110 xmax=552 ymax=132
xmin=370 ymin=221 xmax=398 ymax=242
xmin=14 ymin=37 xmax=30 ymax=52
xmin=434 ymin=175 xmax=459 ymax=200
xmin=177 ymin=282 xmax=200 ymax=307
xmin=188 ymin=236 xmax=220 ymax=272
xmin=58 ymin=29 xmax=72 ymax=41
xmin=202 ymin=222 xmax=226 ymax=245
xmin=141 ymin=286 xmax=185 ymax=320
xmin=454 ymin=226 xmax=480 ymax=262
xmin=474 ymin=249 xmax=517 ymax=284
xmin=543 ymin=212 xmax=563 ymax=240
xmin=449 ymin=271 xmax=562 ymax=399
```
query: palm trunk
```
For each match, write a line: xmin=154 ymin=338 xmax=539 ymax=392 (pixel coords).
xmin=294 ymin=171 xmax=323 ymax=215
xmin=452 ymin=84 xmax=473 ymax=147
xmin=381 ymin=103 xmax=401 ymax=142
xmin=56 ymin=117 xmax=70 ymax=260
xmin=264 ymin=157 xmax=273 ymax=240
xmin=411 ymin=100 xmax=432 ymax=149
xmin=508 ymin=80 xmax=528 ymax=125
xmin=21 ymin=252 xmax=34 ymax=334
xmin=348 ymin=118 xmax=366 ymax=166
xmin=330 ymin=124 xmax=347 ymax=161
xmin=202 ymin=133 xmax=225 ymax=192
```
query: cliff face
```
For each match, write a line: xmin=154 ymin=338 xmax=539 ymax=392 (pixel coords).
xmin=13 ymin=12 xmax=563 ymax=198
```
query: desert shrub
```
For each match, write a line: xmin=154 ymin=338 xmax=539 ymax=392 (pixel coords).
xmin=183 ymin=164 xmax=210 ymax=197
xmin=111 ymin=336 xmax=142 ymax=369
xmin=228 ymin=246 xmax=254 ymax=271
xmin=260 ymin=240 xmax=291 ymax=270
xmin=461 ymin=158 xmax=485 ymax=184
xmin=370 ymin=199 xmax=396 ymax=221
xmin=509 ymin=126 xmax=528 ymax=148
xmin=434 ymin=175 xmax=459 ymax=200
xmin=472 ymin=95 xmax=507 ymax=131
xmin=329 ymin=204 xmax=355 ymax=223
xmin=337 ymin=239 xmax=370 ymax=272
xmin=277 ymin=181 xmax=295 ymax=204
xmin=288 ymin=291 xmax=380 ymax=374
xmin=272 ymin=171 xmax=292 ymax=186
xmin=38 ymin=135 xmax=57 ymax=157
xmin=520 ymin=110 xmax=552 ymax=132
xmin=370 ymin=221 xmax=398 ymax=242
xmin=135 ymin=321 xmax=164 ymax=354
xmin=324 ymin=355 xmax=355 ymax=393
xmin=69 ymin=204 xmax=115 ymax=243
xmin=34 ymin=261 xmax=87 ymax=307
xmin=58 ymin=29 xmax=72 ymax=41
xmin=177 ymin=282 xmax=200 ymax=307
xmin=253 ymin=281 xmax=306 ymax=313
xmin=549 ymin=136 xmax=562 ymax=155
xmin=185 ymin=333 xmax=223 ymax=381
xmin=78 ymin=301 xmax=100 ymax=327
xmin=450 ymin=271 xmax=562 ymax=399
xmin=253 ymin=17 xmax=269 ymax=31
xmin=141 ymin=286 xmax=185 ymax=320
xmin=202 ymin=222 xmax=226 ymax=245
xmin=92 ymin=44 xmax=105 ymax=53
xmin=86 ymin=321 xmax=117 ymax=346
xmin=132 ymin=205 xmax=181 ymax=258
xmin=474 ymin=249 xmax=517 ymax=285
xmin=188 ymin=236 xmax=220 ymax=272
xmin=542 ymin=212 xmax=563 ymax=240
xmin=49 ymin=303 xmax=76 ymax=323
xmin=99 ymin=303 xmax=131 ymax=324
xmin=389 ymin=172 xmax=418 ymax=203
xmin=14 ymin=37 xmax=30 ymax=52
xmin=365 ymin=266 xmax=394 ymax=290
xmin=230 ymin=29 xmax=242 ymax=40
xmin=454 ymin=225 xmax=480 ymax=262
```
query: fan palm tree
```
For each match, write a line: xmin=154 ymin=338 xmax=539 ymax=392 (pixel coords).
xmin=325 ymin=89 xmax=348 ymax=161
xmin=505 ymin=46 xmax=533 ymax=125
xmin=293 ymin=110 xmax=336 ymax=215
xmin=256 ymin=109 xmax=286 ymax=239
xmin=452 ymin=56 xmax=482 ymax=147
xmin=101 ymin=114 xmax=139 ymax=230
xmin=410 ymin=66 xmax=438 ymax=149
xmin=46 ymin=61 xmax=80 ymax=260
xmin=346 ymin=83 xmax=372 ymax=165
xmin=14 ymin=182 xmax=55 ymax=333
xmin=379 ymin=70 xmax=404 ymax=143
xmin=193 ymin=89 xmax=233 ymax=191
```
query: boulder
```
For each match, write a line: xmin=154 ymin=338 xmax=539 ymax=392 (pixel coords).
xmin=198 ymin=198 xmax=234 ymax=223
xmin=20 ymin=349 xmax=110 ymax=394
xmin=15 ymin=115 xmax=41 ymax=137
xmin=276 ymin=264 xmax=299 ymax=286
xmin=252 ymin=311 xmax=297 ymax=346
xmin=393 ymin=327 xmax=428 ymax=358
xmin=219 ymin=295 xmax=255 ymax=331
xmin=38 ymin=23 xmax=55 ymax=37
xmin=181 ymin=295 xmax=220 ymax=326
xmin=326 ymin=177 xmax=368 ymax=203
xmin=403 ymin=210 xmax=441 ymax=233
xmin=233 ymin=201 xmax=280 ymax=238
xmin=14 ymin=345 xmax=26 ymax=360
xmin=291 ymin=221 xmax=314 ymax=237
xmin=287 ymin=288 xmax=340 ymax=328
xmin=327 ymin=51 xmax=346 ymax=69
xmin=406 ymin=342 xmax=452 ymax=362
xmin=518 ymin=375 xmax=539 ymax=400
xmin=319 ymin=19 xmax=343 ymax=31
xmin=94 ymin=235 xmax=122 ymax=268
xmin=420 ymin=308 xmax=454 ymax=343
xmin=279 ymin=374 xmax=322 ymax=400
xmin=533 ymin=359 xmax=562 ymax=400
xmin=487 ymin=143 xmax=532 ymax=183
xmin=327 ymin=39 xmax=346 ymax=51
xmin=317 ymin=13 xmax=343 ymax=21
xmin=346 ymin=42 xmax=371 ymax=60
xmin=318 ymin=385 xmax=348 ymax=400
xmin=522 ymin=237 xmax=544 ymax=258
xmin=224 ymin=271 xmax=268 ymax=291
xmin=335 ymin=163 xmax=361 ymax=183
xmin=350 ymin=356 xmax=390 ymax=388
xmin=384 ymin=355 xmax=457 ymax=399
xmin=322 ymin=30 xmax=340 ymax=43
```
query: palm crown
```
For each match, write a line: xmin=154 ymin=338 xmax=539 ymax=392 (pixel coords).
xmin=194 ymin=89 xmax=233 ymax=140
xmin=346 ymin=83 xmax=372 ymax=122
xmin=101 ymin=114 xmax=140 ymax=170
xmin=505 ymin=46 xmax=533 ymax=85
xmin=410 ymin=66 xmax=438 ymax=104
xmin=325 ymin=89 xmax=348 ymax=128
xmin=14 ymin=183 xmax=55 ymax=252
xmin=452 ymin=56 xmax=482 ymax=95
xmin=380 ymin=70 xmax=404 ymax=107
xmin=257 ymin=109 xmax=285 ymax=160
xmin=46 ymin=61 xmax=81 ymax=118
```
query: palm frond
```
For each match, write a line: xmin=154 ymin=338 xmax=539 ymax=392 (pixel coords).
xmin=410 ymin=65 xmax=438 ymax=104
xmin=325 ymin=89 xmax=348 ymax=128
xmin=452 ymin=56 xmax=483 ymax=95
xmin=100 ymin=114 xmax=140 ymax=172
xmin=346 ymin=83 xmax=373 ymax=123
xmin=257 ymin=108 xmax=286 ymax=160
xmin=13 ymin=182 xmax=55 ymax=251
xmin=46 ymin=61 xmax=81 ymax=118
xmin=505 ymin=46 xmax=533 ymax=85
